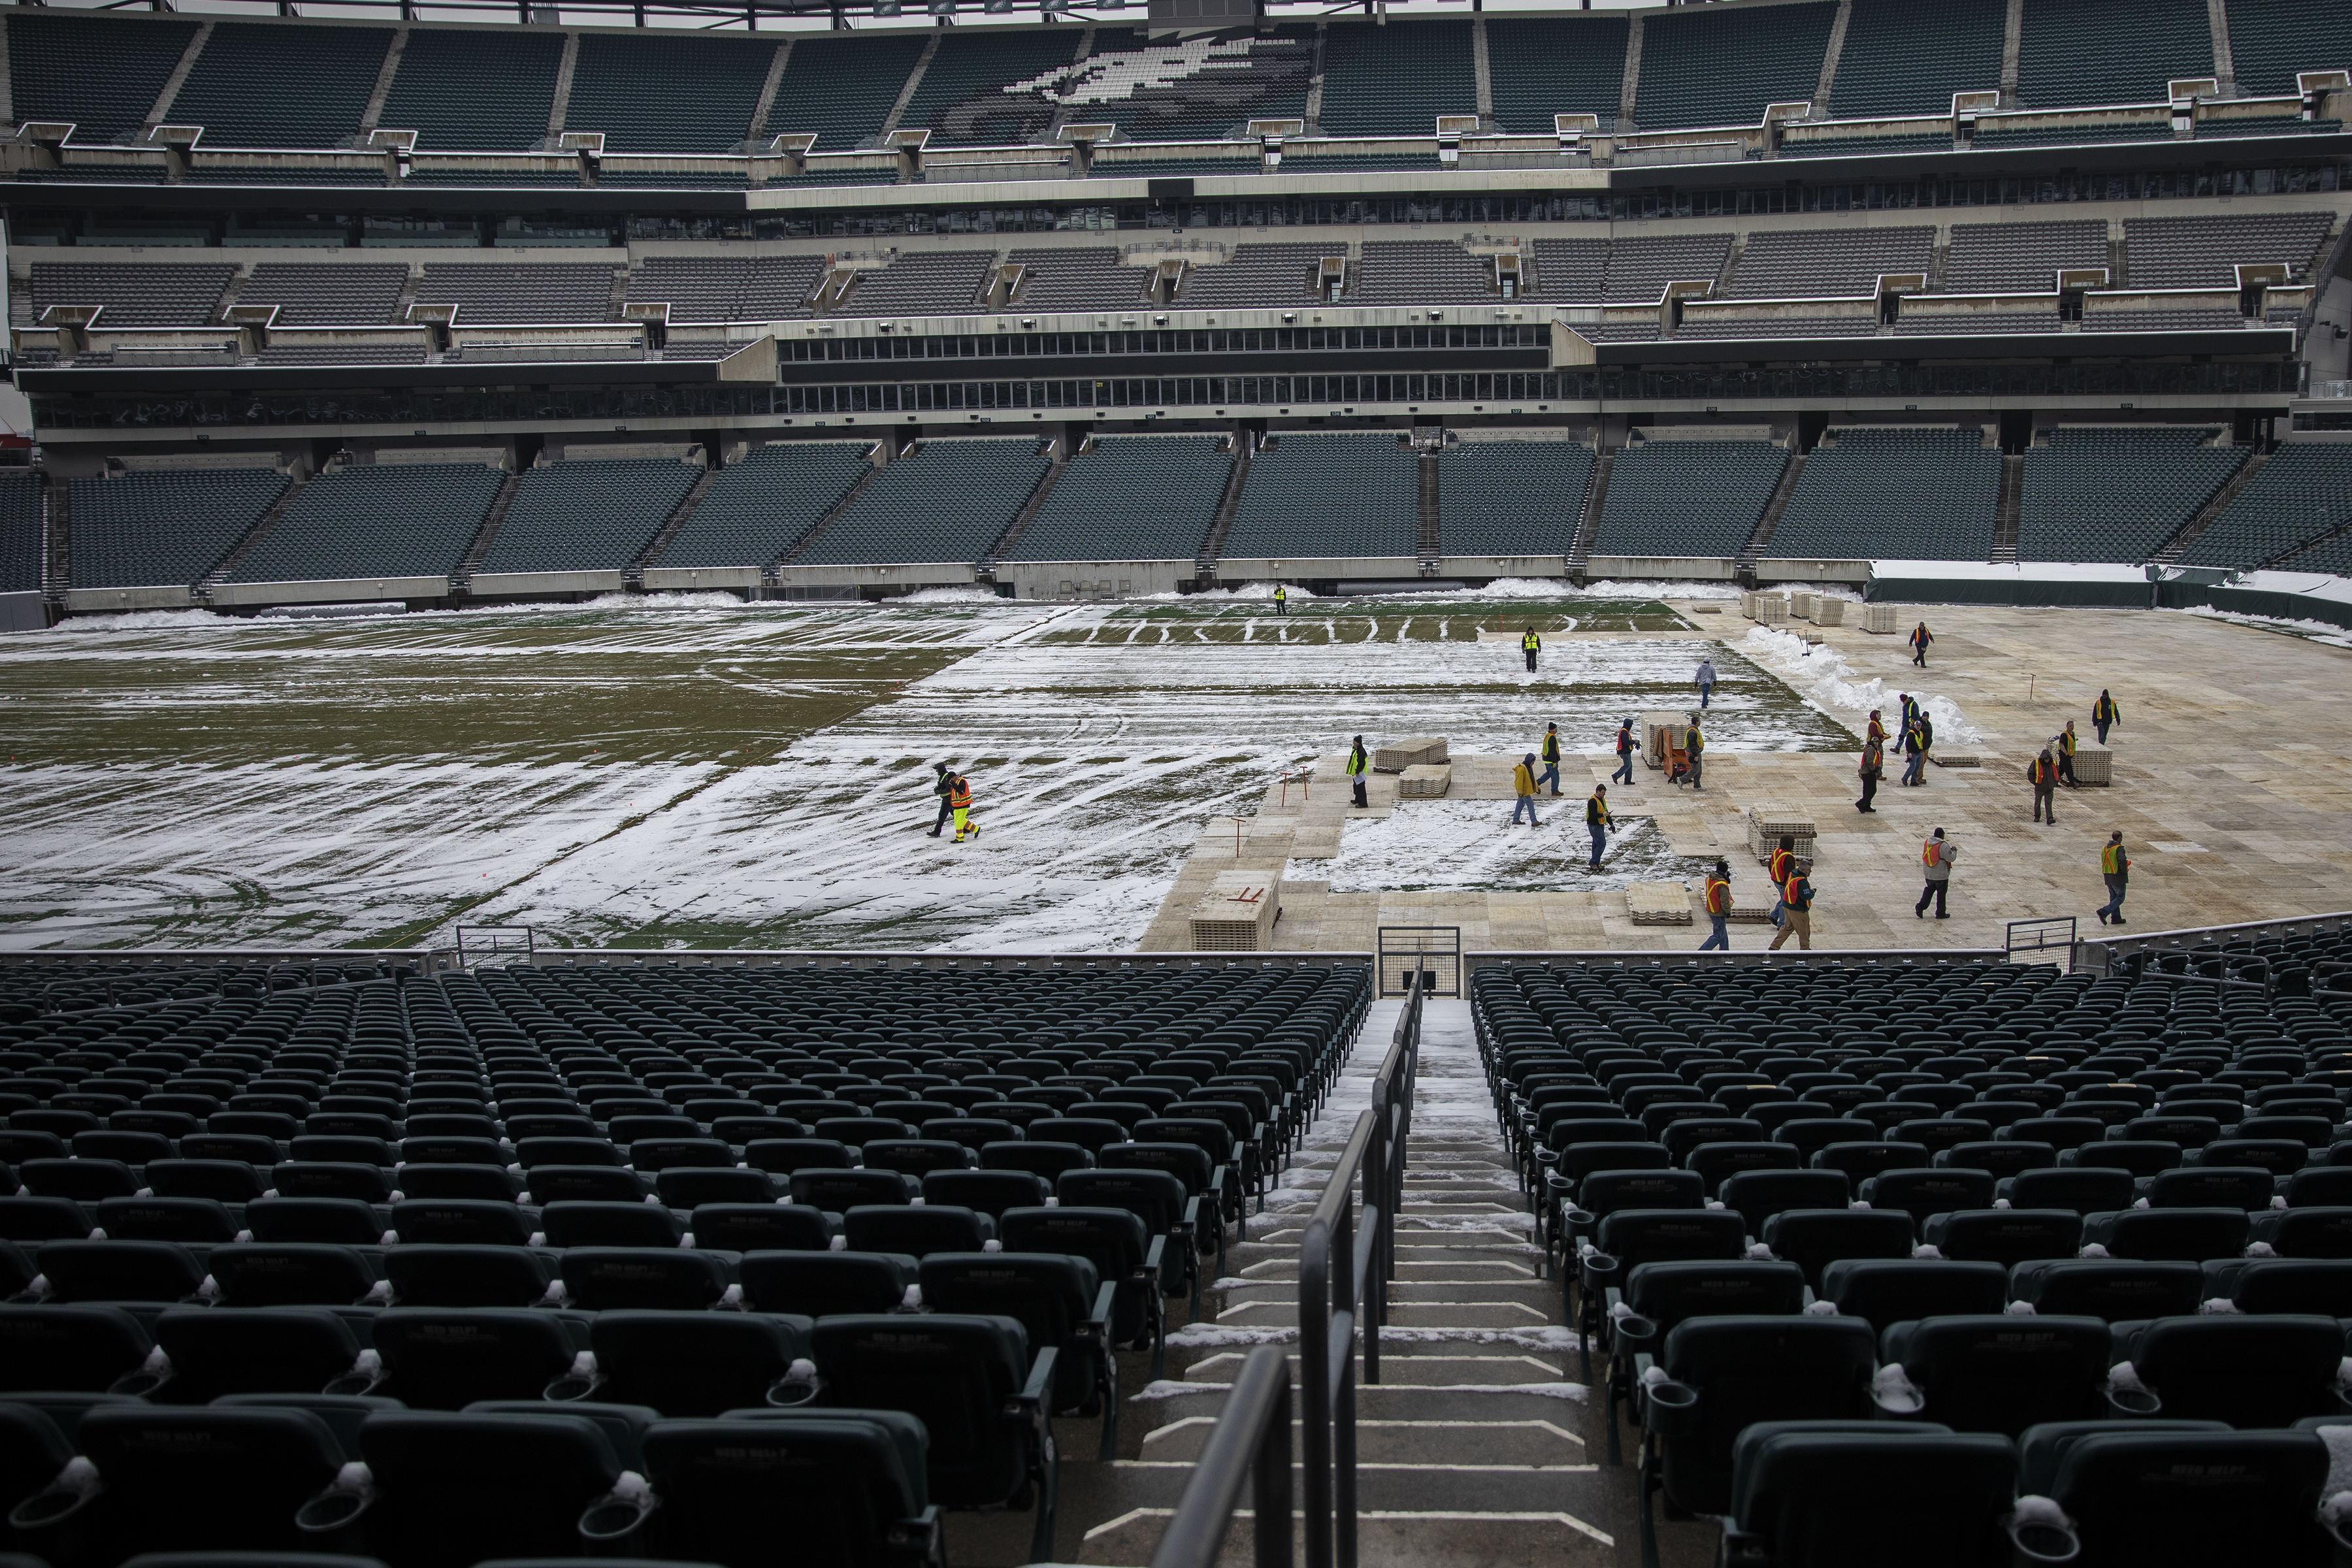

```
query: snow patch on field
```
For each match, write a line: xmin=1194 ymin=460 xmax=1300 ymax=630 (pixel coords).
xmin=900 ymin=587 xmax=1006 ymax=605
xmin=1740 ymin=625 xmax=1983 ymax=745
xmin=1321 ymin=800 xmax=1709 ymax=894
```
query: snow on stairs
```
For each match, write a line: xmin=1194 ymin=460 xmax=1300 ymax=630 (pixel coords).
xmin=1068 ymin=996 xmax=1631 ymax=1568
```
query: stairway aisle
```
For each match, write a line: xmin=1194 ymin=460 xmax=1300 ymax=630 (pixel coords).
xmin=1073 ymin=996 xmax=1628 ymax=1568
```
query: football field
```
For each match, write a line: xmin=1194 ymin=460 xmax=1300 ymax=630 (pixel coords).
xmin=0 ymin=589 xmax=1844 ymax=953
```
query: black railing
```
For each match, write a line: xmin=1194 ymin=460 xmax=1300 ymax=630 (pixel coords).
xmin=1378 ymin=924 xmax=1461 ymax=997
xmin=1298 ymin=966 xmax=1423 ymax=1568
xmin=2004 ymin=914 xmax=2077 ymax=964
xmin=1149 ymin=1344 xmax=1294 ymax=1568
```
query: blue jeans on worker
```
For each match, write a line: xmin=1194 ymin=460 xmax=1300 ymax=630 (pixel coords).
xmin=1769 ymin=898 xmax=1784 ymax=927
xmin=1903 ymin=750 xmax=1925 ymax=786
xmin=1588 ymin=826 xmax=1607 ymax=867
xmin=1699 ymin=681 xmax=1713 ymax=709
xmin=1699 ymin=914 xmax=1729 ymax=951
xmin=1612 ymin=751 xmax=1634 ymax=784
xmin=2095 ymin=721 xmax=2111 ymax=745
xmin=1538 ymin=761 xmax=1560 ymax=794
xmin=1511 ymin=795 xmax=1540 ymax=825
xmin=2100 ymin=875 xmax=2127 ymax=921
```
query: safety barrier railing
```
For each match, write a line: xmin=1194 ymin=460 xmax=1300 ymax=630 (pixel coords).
xmin=2077 ymin=909 xmax=2352 ymax=975
xmin=1148 ymin=1343 xmax=1294 ymax=1568
xmin=1297 ymin=965 xmax=1423 ymax=1568
xmin=2004 ymin=915 xmax=2076 ymax=965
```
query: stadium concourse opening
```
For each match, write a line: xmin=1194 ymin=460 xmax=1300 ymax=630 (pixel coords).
xmin=12 ymin=0 xmax=2352 ymax=1563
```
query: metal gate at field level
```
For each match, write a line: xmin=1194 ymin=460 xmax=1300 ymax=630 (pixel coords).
xmin=2006 ymin=915 xmax=2077 ymax=968
xmin=455 ymin=925 xmax=538 ymax=970
xmin=1378 ymin=926 xmax=1460 ymax=996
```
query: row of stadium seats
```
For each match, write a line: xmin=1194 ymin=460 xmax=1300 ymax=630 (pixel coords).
xmin=1472 ymin=953 xmax=2352 ymax=1564
xmin=14 ymin=211 xmax=2330 ymax=333
xmin=0 ymin=1355 xmax=1040 ymax=1567
xmin=46 ymin=425 xmax=2351 ymax=586
xmin=0 ymin=962 xmax=1364 ymax=1565
xmin=0 ymin=473 xmax=42 ymax=598
xmin=12 ymin=1 xmax=2316 ymax=155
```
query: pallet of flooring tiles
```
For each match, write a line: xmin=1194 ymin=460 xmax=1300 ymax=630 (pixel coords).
xmin=1864 ymin=602 xmax=1903 ymax=634
xmin=1188 ymin=872 xmax=1281 ymax=951
xmin=1813 ymin=597 xmax=1846 ymax=627
xmin=1755 ymin=593 xmax=1789 ymax=625
xmin=1725 ymin=904 xmax=1776 ymax=924
xmin=1746 ymin=803 xmax=1817 ymax=862
xmin=1373 ymin=736 xmax=1448 ymax=773
xmin=1788 ymin=591 xmax=1818 ymax=620
xmin=1626 ymin=883 xmax=1693 ymax=924
xmin=1739 ymin=590 xmax=1757 ymax=618
xmin=2074 ymin=743 xmax=2112 ymax=785
xmin=1396 ymin=763 xmax=1452 ymax=798
xmin=1929 ymin=753 xmax=1982 ymax=768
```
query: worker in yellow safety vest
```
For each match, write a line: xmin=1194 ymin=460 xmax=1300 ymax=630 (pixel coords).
xmin=1699 ymin=860 xmax=1733 ymax=951
xmin=1682 ymin=715 xmax=1706 ymax=792
xmin=1273 ymin=583 xmax=1288 ymax=616
xmin=2098 ymin=832 xmax=2131 ymax=925
xmin=1769 ymin=859 xmax=1816 ymax=952
xmin=2054 ymin=721 xmax=2080 ymax=788
xmin=1347 ymin=734 xmax=1369 ymax=810
xmin=1521 ymin=627 xmax=1541 ymax=674
xmin=1584 ymin=784 xmax=1612 ymax=870
xmin=1768 ymin=836 xmax=1797 ymax=926
xmin=2028 ymin=749 xmax=2059 ymax=825
xmin=950 ymin=772 xmax=979 ymax=843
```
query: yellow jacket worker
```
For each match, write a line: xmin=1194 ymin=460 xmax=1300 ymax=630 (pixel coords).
xmin=1510 ymin=753 xmax=1542 ymax=828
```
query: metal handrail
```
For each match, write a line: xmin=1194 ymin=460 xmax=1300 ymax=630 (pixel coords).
xmin=2078 ymin=908 xmax=2352 ymax=973
xmin=1149 ymin=1344 xmax=1293 ymax=1568
xmin=1298 ymin=966 xmax=1424 ymax=1568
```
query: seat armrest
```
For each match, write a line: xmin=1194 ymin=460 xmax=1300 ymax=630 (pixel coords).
xmin=1144 ymin=1232 xmax=1168 ymax=1277
xmin=1084 ymin=1281 xmax=1117 ymax=1340
xmin=887 ymin=1505 xmax=943 ymax=1568
xmin=1718 ymin=1527 xmax=1769 ymax=1568
xmin=1019 ymin=1345 xmax=1060 ymax=1408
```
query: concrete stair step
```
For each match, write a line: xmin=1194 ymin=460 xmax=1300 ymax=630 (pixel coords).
xmin=1211 ymin=1300 xmax=1560 ymax=1331
xmin=1073 ymin=1504 xmax=1617 ymax=1567
xmin=1132 ymin=1382 xmax=1597 ymax=1427
xmin=1180 ymin=1348 xmax=1572 ymax=1385
xmin=1074 ymin=1460 xmax=1612 ymax=1514
xmin=1137 ymin=1414 xmax=1588 ymax=1466
xmin=1232 ymin=1254 xmax=1541 ymax=1282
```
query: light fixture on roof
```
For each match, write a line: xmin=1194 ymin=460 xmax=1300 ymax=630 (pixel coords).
xmin=985 ymin=0 xmax=1013 ymax=11
xmin=872 ymin=1 xmax=901 ymax=12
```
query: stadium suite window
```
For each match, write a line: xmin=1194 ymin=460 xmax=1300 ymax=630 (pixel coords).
xmin=27 ymin=360 xmax=2295 ymax=433
xmin=782 ymin=325 xmax=1532 ymax=363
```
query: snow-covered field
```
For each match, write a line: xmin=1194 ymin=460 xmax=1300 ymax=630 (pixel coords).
xmin=1322 ymin=801 xmax=1711 ymax=893
xmin=0 ymin=593 xmax=1848 ymax=953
